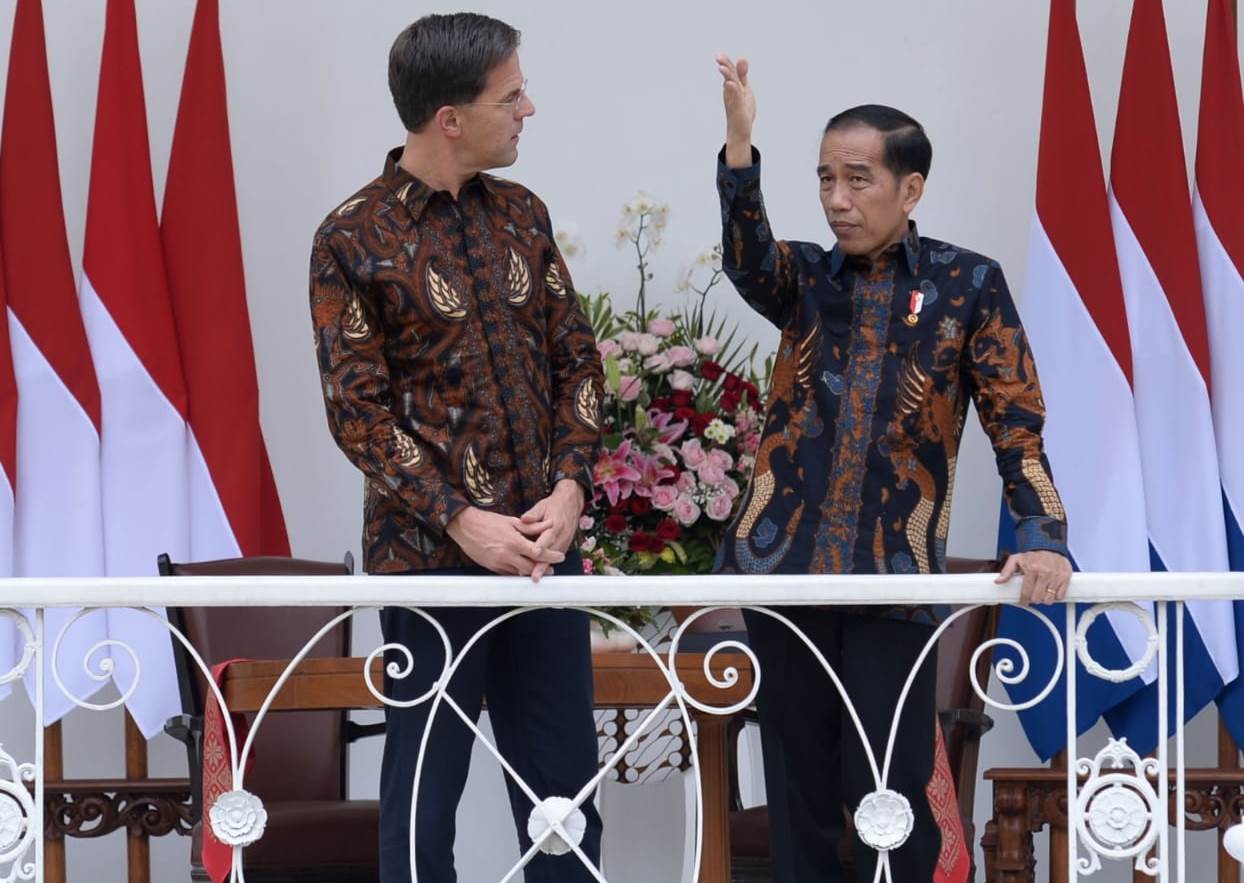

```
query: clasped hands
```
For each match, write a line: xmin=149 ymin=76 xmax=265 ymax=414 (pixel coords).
xmin=446 ymin=479 xmax=584 ymax=582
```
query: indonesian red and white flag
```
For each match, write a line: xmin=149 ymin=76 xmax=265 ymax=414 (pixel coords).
xmin=0 ymin=0 xmax=108 ymax=722
xmin=80 ymin=0 xmax=188 ymax=737
xmin=1103 ymin=0 xmax=1237 ymax=744
xmin=162 ymin=0 xmax=290 ymax=561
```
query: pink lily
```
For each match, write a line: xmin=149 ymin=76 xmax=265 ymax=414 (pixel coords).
xmin=594 ymin=440 xmax=642 ymax=507
xmin=647 ymin=408 xmax=689 ymax=446
xmin=630 ymin=448 xmax=677 ymax=497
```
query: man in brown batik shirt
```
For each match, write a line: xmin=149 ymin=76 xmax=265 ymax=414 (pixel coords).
xmin=310 ymin=14 xmax=605 ymax=883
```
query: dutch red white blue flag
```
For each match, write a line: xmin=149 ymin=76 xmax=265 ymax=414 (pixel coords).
xmin=997 ymin=0 xmax=1153 ymax=759
xmin=0 ymin=0 xmax=109 ymax=722
xmin=79 ymin=0 xmax=188 ymax=736
xmin=1193 ymin=0 xmax=1244 ymax=737
xmin=1102 ymin=0 xmax=1238 ymax=748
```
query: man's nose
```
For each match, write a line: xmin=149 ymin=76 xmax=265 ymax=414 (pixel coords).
xmin=826 ymin=182 xmax=851 ymax=212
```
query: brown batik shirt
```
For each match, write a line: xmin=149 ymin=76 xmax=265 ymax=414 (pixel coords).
xmin=310 ymin=148 xmax=605 ymax=573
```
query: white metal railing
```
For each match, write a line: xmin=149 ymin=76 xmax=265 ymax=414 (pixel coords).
xmin=1 ymin=571 xmax=1243 ymax=882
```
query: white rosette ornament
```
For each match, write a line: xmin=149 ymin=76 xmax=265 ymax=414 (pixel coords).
xmin=853 ymin=789 xmax=915 ymax=852
xmin=209 ymin=789 xmax=268 ymax=847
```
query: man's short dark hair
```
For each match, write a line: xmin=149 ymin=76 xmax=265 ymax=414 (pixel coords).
xmin=824 ymin=105 xmax=932 ymax=180
xmin=388 ymin=13 xmax=521 ymax=134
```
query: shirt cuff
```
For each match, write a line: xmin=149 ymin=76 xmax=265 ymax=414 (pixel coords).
xmin=1011 ymin=516 xmax=1071 ymax=560
xmin=551 ymin=450 xmax=595 ymax=501
xmin=716 ymin=145 xmax=762 ymax=199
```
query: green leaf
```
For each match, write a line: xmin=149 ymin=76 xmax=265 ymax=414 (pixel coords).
xmin=605 ymin=355 xmax=621 ymax=392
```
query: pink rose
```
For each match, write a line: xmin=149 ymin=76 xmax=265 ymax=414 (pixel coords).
xmin=619 ymin=331 xmax=643 ymax=352
xmin=651 ymin=484 xmax=680 ymax=511
xmin=718 ymin=477 xmax=741 ymax=499
xmin=669 ymin=369 xmax=695 ymax=391
xmin=643 ymin=353 xmax=672 ymax=373
xmin=695 ymin=336 xmax=721 ymax=356
xmin=647 ymin=318 xmax=676 ymax=337
xmin=597 ymin=339 xmax=622 ymax=360
xmin=637 ymin=334 xmax=660 ymax=356
xmin=744 ymin=432 xmax=761 ymax=455
xmin=582 ymin=558 xmax=595 ymax=574
xmin=673 ymin=495 xmax=701 ymax=527
xmin=680 ymin=439 xmax=708 ymax=470
xmin=707 ymin=449 xmax=734 ymax=472
xmin=705 ymin=493 xmax=734 ymax=522
xmin=579 ymin=515 xmax=595 ymax=531
xmin=619 ymin=376 xmax=643 ymax=402
xmin=675 ymin=472 xmax=697 ymax=494
xmin=665 ymin=346 xmax=696 ymax=368
xmin=697 ymin=462 xmax=726 ymax=485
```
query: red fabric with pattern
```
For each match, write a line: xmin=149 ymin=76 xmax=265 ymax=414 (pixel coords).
xmin=926 ymin=722 xmax=969 ymax=883
xmin=202 ymin=660 xmax=252 ymax=883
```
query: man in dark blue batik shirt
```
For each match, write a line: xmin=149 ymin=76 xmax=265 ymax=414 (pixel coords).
xmin=712 ymin=54 xmax=1073 ymax=881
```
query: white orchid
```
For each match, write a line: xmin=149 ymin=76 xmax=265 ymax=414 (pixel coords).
xmin=553 ymin=224 xmax=586 ymax=259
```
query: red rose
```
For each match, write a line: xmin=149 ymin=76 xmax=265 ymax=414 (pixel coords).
xmin=667 ymin=465 xmax=682 ymax=482
xmin=723 ymin=373 xmax=741 ymax=393
xmin=674 ymin=406 xmax=697 ymax=422
xmin=690 ymin=412 xmax=714 ymax=435
xmin=721 ymin=390 xmax=741 ymax=413
xmin=701 ymin=361 xmax=724 ymax=382
xmin=656 ymin=519 xmax=682 ymax=541
xmin=630 ymin=496 xmax=653 ymax=516
xmin=670 ymin=390 xmax=693 ymax=408
xmin=745 ymin=382 xmax=760 ymax=399
xmin=652 ymin=396 xmax=672 ymax=411
xmin=604 ymin=514 xmax=628 ymax=533
xmin=629 ymin=531 xmax=664 ymax=553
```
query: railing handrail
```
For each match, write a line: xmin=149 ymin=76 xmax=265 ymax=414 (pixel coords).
xmin=0 ymin=571 xmax=1239 ymax=607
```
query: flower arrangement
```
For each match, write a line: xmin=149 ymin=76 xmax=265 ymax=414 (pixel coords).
xmin=567 ymin=196 xmax=771 ymax=631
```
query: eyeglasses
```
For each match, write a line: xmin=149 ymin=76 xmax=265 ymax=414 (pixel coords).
xmin=463 ymin=79 xmax=528 ymax=114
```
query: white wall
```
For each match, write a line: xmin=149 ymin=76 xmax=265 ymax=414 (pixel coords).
xmin=0 ymin=1 xmax=1239 ymax=880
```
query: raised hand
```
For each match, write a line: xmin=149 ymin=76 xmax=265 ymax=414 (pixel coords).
xmin=715 ymin=53 xmax=755 ymax=168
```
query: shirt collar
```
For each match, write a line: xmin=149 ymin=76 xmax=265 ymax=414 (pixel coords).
xmin=828 ymin=220 xmax=922 ymax=278
xmin=381 ymin=146 xmax=501 ymax=220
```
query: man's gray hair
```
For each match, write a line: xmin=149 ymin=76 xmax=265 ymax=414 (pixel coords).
xmin=388 ymin=13 xmax=520 ymax=134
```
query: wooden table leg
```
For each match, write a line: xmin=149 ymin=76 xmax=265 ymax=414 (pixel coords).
xmin=1049 ymin=751 xmax=1068 ymax=883
xmin=124 ymin=712 xmax=151 ymax=883
xmin=990 ymin=781 xmax=1036 ymax=882
xmin=694 ymin=714 xmax=731 ymax=883
xmin=1219 ymin=719 xmax=1240 ymax=883
xmin=43 ymin=721 xmax=66 ymax=883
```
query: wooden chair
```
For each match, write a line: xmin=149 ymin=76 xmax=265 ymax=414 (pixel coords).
xmin=689 ymin=556 xmax=1002 ymax=882
xmin=159 ymin=553 xmax=382 ymax=883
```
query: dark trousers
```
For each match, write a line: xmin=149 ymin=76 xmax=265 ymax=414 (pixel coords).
xmin=743 ymin=608 xmax=940 ymax=883
xmin=378 ymin=557 xmax=603 ymax=883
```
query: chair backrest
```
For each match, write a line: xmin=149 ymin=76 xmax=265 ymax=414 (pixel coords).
xmin=936 ymin=556 xmax=1001 ymax=717
xmin=161 ymin=553 xmax=354 ymax=803
xmin=937 ymin=556 xmax=1002 ymax=834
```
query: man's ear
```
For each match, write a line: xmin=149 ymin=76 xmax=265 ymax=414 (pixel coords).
xmin=901 ymin=172 xmax=925 ymax=214
xmin=433 ymin=105 xmax=462 ymax=138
